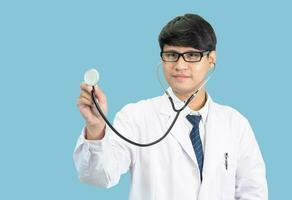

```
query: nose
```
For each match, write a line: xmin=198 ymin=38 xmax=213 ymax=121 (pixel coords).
xmin=174 ymin=56 xmax=188 ymax=71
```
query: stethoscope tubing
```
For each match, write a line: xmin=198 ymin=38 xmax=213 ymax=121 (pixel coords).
xmin=91 ymin=88 xmax=193 ymax=147
xmin=90 ymin=63 xmax=215 ymax=147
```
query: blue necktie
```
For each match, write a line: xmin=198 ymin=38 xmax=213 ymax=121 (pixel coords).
xmin=186 ymin=114 xmax=204 ymax=182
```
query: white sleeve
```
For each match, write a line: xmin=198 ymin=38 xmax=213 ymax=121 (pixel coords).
xmin=235 ymin=119 xmax=268 ymax=200
xmin=73 ymin=107 xmax=138 ymax=188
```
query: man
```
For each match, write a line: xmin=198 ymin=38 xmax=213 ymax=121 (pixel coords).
xmin=74 ymin=13 xmax=268 ymax=200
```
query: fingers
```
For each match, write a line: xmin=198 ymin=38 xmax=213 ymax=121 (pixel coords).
xmin=77 ymin=82 xmax=108 ymax=123
xmin=79 ymin=90 xmax=91 ymax=102
xmin=77 ymin=95 xmax=92 ymax=107
xmin=78 ymin=83 xmax=93 ymax=107
xmin=79 ymin=82 xmax=95 ymax=105
xmin=93 ymin=85 xmax=107 ymax=104
xmin=80 ymin=82 xmax=107 ymax=104
xmin=78 ymin=82 xmax=107 ymax=108
xmin=80 ymin=82 xmax=94 ymax=94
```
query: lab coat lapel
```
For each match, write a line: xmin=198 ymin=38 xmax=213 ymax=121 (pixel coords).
xmin=158 ymin=93 xmax=229 ymax=199
xmin=158 ymin=94 xmax=198 ymax=166
xmin=198 ymin=100 xmax=226 ymax=199
xmin=170 ymin=113 xmax=198 ymax=165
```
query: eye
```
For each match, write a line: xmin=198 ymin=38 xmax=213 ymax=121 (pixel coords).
xmin=165 ymin=52 xmax=178 ymax=58
xmin=186 ymin=52 xmax=200 ymax=58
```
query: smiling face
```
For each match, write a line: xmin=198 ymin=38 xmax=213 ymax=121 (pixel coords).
xmin=162 ymin=45 xmax=216 ymax=100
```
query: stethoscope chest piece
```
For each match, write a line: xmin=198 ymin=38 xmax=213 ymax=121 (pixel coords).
xmin=84 ymin=68 xmax=99 ymax=86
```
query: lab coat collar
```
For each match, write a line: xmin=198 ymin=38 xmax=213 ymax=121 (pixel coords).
xmin=159 ymin=87 xmax=212 ymax=123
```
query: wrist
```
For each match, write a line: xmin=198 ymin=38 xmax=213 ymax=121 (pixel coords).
xmin=85 ymin=124 xmax=106 ymax=140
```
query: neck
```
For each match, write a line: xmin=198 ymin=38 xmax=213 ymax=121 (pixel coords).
xmin=173 ymin=88 xmax=207 ymax=111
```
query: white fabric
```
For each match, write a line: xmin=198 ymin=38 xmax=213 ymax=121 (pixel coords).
xmin=73 ymin=89 xmax=268 ymax=200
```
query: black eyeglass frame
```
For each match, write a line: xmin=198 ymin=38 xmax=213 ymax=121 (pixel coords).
xmin=160 ymin=50 xmax=211 ymax=63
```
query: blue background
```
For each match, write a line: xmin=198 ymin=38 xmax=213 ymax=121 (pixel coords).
xmin=0 ymin=0 xmax=291 ymax=199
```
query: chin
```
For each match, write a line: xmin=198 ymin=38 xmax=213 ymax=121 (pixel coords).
xmin=171 ymin=85 xmax=195 ymax=97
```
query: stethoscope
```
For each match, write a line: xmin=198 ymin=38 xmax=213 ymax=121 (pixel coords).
xmin=84 ymin=62 xmax=216 ymax=147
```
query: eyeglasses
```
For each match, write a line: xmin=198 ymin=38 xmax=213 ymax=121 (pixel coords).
xmin=160 ymin=50 xmax=210 ymax=63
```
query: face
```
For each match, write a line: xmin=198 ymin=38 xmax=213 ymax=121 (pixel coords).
xmin=162 ymin=45 xmax=216 ymax=99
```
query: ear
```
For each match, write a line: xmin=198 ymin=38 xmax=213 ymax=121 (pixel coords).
xmin=208 ymin=51 xmax=216 ymax=68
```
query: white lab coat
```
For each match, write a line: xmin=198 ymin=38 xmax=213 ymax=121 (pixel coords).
xmin=73 ymin=91 xmax=268 ymax=200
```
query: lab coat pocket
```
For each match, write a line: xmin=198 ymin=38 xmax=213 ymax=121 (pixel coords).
xmin=218 ymin=155 xmax=237 ymax=200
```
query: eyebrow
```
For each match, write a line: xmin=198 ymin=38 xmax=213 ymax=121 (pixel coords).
xmin=162 ymin=50 xmax=202 ymax=53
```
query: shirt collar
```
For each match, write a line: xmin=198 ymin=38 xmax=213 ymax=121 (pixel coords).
xmin=166 ymin=87 xmax=210 ymax=124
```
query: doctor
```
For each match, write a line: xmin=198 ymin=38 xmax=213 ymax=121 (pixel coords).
xmin=74 ymin=13 xmax=268 ymax=200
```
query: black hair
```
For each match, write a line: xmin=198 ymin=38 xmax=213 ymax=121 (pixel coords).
xmin=159 ymin=13 xmax=217 ymax=51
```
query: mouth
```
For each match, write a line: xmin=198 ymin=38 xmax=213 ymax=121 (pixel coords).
xmin=172 ymin=74 xmax=191 ymax=81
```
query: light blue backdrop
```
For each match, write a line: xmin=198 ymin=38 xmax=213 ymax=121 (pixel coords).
xmin=0 ymin=0 xmax=291 ymax=199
